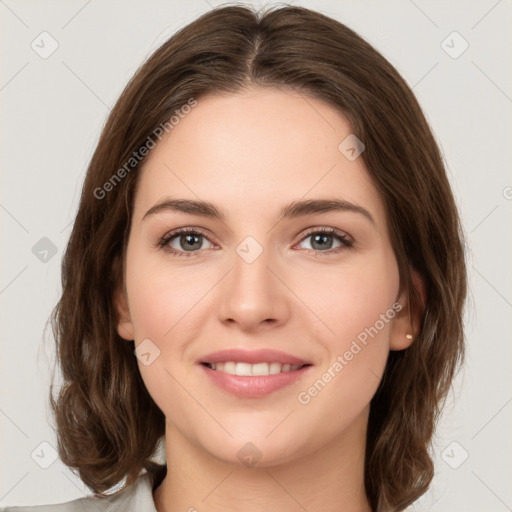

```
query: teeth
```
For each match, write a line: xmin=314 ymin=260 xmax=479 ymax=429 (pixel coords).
xmin=208 ymin=361 xmax=302 ymax=376
xmin=252 ymin=362 xmax=269 ymax=376
xmin=269 ymin=362 xmax=281 ymax=374
xmin=235 ymin=362 xmax=252 ymax=376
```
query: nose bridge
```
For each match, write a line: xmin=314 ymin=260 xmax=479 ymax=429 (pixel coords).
xmin=216 ymin=236 xmax=289 ymax=328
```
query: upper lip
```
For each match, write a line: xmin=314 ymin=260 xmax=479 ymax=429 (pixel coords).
xmin=199 ymin=348 xmax=311 ymax=366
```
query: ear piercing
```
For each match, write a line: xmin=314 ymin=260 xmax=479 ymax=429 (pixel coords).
xmin=406 ymin=334 xmax=413 ymax=340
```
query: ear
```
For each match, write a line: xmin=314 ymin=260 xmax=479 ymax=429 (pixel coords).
xmin=112 ymin=255 xmax=134 ymax=341
xmin=389 ymin=269 xmax=426 ymax=351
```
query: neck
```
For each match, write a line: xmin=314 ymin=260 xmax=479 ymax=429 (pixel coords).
xmin=153 ymin=407 xmax=372 ymax=512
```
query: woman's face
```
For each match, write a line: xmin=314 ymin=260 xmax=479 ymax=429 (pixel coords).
xmin=115 ymin=86 xmax=413 ymax=466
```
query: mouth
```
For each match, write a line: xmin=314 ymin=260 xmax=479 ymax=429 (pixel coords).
xmin=201 ymin=361 xmax=312 ymax=376
xmin=197 ymin=348 xmax=314 ymax=398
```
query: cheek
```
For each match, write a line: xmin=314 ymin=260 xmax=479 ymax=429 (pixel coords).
xmin=124 ymin=252 xmax=216 ymax=409
xmin=125 ymin=251 xmax=207 ymax=341
xmin=299 ymin=252 xmax=400 ymax=352
xmin=296 ymin=253 xmax=399 ymax=407
xmin=127 ymin=273 xmax=200 ymax=418
xmin=294 ymin=280 xmax=396 ymax=445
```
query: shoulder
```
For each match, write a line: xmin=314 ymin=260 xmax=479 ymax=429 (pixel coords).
xmin=0 ymin=470 xmax=161 ymax=512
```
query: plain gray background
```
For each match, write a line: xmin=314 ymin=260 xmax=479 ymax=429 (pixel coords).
xmin=1 ymin=0 xmax=511 ymax=510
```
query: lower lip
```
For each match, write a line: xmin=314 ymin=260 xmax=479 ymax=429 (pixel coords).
xmin=199 ymin=364 xmax=313 ymax=398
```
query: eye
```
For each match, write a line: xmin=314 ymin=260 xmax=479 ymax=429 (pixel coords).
xmin=295 ymin=227 xmax=353 ymax=254
xmin=158 ymin=226 xmax=353 ymax=257
xmin=158 ymin=228 xmax=215 ymax=257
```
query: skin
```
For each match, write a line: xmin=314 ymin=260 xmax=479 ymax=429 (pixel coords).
xmin=114 ymin=86 xmax=420 ymax=512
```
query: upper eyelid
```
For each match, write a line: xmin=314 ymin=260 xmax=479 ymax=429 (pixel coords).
xmin=162 ymin=226 xmax=217 ymax=244
xmin=299 ymin=226 xmax=350 ymax=238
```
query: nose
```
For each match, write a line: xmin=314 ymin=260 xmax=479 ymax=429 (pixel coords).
xmin=216 ymin=243 xmax=291 ymax=332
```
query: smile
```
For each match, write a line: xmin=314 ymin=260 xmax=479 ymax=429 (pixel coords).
xmin=197 ymin=348 xmax=313 ymax=397
xmin=202 ymin=361 xmax=307 ymax=376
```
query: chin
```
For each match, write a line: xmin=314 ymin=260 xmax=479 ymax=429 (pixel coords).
xmin=210 ymin=440 xmax=304 ymax=469
xmin=193 ymin=421 xmax=310 ymax=468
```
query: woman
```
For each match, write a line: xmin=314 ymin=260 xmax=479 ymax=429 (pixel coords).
xmin=3 ymin=4 xmax=466 ymax=512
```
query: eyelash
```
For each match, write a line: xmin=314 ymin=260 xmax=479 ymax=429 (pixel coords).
xmin=157 ymin=226 xmax=354 ymax=258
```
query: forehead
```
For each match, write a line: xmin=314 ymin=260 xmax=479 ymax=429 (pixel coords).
xmin=134 ymin=86 xmax=386 ymax=228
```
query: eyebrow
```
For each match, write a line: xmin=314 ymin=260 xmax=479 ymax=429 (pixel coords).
xmin=142 ymin=197 xmax=375 ymax=225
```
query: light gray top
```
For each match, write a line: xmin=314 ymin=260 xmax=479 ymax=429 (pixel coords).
xmin=0 ymin=472 xmax=158 ymax=512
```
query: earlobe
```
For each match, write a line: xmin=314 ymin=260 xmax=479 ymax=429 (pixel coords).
xmin=389 ymin=269 xmax=426 ymax=351
xmin=113 ymin=285 xmax=134 ymax=341
xmin=112 ymin=257 xmax=134 ymax=341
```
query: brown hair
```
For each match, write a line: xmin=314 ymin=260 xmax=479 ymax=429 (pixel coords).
xmin=50 ymin=5 xmax=466 ymax=511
